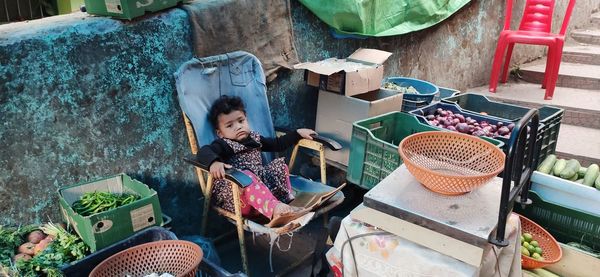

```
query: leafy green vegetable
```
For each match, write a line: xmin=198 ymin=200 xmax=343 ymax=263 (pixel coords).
xmin=382 ymin=82 xmax=419 ymax=94
xmin=72 ymin=191 xmax=139 ymax=216
xmin=0 ymin=225 xmax=38 ymax=267
xmin=0 ymin=223 xmax=90 ymax=277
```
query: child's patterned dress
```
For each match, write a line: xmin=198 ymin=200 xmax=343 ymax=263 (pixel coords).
xmin=212 ymin=131 xmax=294 ymax=214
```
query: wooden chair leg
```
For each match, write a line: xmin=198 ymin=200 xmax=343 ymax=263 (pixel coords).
xmin=232 ymin=184 xmax=250 ymax=275
xmin=319 ymin=148 xmax=327 ymax=184
xmin=201 ymin=174 xmax=214 ymax=236
xmin=289 ymin=144 xmax=300 ymax=172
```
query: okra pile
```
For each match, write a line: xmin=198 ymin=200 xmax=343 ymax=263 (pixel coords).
xmin=72 ymin=191 xmax=139 ymax=216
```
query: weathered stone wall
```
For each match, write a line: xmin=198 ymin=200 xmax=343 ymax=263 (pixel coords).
xmin=1 ymin=0 xmax=598 ymax=235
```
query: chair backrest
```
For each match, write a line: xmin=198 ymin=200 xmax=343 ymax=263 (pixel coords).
xmin=503 ymin=0 xmax=577 ymax=35
xmin=174 ymin=51 xmax=276 ymax=161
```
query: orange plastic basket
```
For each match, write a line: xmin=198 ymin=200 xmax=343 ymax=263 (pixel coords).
xmin=518 ymin=213 xmax=562 ymax=269
xmin=89 ymin=240 xmax=203 ymax=277
xmin=398 ymin=131 xmax=505 ymax=195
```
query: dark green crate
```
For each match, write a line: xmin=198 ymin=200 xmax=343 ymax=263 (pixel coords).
xmin=346 ymin=112 xmax=498 ymax=190
xmin=83 ymin=0 xmax=182 ymax=20
xmin=443 ymin=93 xmax=563 ymax=163
xmin=514 ymin=191 xmax=600 ymax=251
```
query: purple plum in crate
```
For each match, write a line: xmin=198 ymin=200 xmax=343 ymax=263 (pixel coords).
xmin=456 ymin=123 xmax=470 ymax=133
xmin=498 ymin=126 xmax=510 ymax=136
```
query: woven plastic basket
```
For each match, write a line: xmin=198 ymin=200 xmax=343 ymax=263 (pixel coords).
xmin=518 ymin=213 xmax=562 ymax=269
xmin=398 ymin=131 xmax=505 ymax=195
xmin=89 ymin=240 xmax=203 ymax=277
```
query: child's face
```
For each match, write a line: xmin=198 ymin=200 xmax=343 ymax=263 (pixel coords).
xmin=216 ymin=110 xmax=250 ymax=140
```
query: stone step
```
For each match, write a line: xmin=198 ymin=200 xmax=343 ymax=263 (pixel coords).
xmin=556 ymin=124 xmax=600 ymax=167
xmin=571 ymin=29 xmax=600 ymax=45
xmin=592 ymin=12 xmax=600 ymax=25
xmin=467 ymin=83 xmax=600 ymax=130
xmin=562 ymin=45 xmax=600 ymax=65
xmin=518 ymin=60 xmax=600 ymax=90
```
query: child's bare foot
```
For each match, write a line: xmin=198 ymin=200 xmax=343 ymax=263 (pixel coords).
xmin=266 ymin=203 xmax=309 ymax=228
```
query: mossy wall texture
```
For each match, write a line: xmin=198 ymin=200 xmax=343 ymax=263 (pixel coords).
xmin=1 ymin=1 xmax=598 ymax=235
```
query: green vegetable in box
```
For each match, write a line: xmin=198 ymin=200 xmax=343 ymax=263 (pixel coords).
xmin=537 ymin=154 xmax=556 ymax=174
xmin=578 ymin=166 xmax=588 ymax=178
xmin=583 ymin=164 xmax=599 ymax=187
xmin=71 ymin=191 xmax=139 ymax=216
xmin=559 ymin=159 xmax=580 ymax=179
xmin=552 ymin=159 xmax=567 ymax=176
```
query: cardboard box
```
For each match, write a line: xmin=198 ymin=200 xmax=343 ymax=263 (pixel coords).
xmin=295 ymin=48 xmax=392 ymax=96
xmin=59 ymin=173 xmax=163 ymax=252
xmin=316 ymin=89 xmax=403 ymax=166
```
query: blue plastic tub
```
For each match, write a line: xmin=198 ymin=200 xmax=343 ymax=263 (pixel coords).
xmin=381 ymin=77 xmax=439 ymax=112
xmin=438 ymin=87 xmax=460 ymax=101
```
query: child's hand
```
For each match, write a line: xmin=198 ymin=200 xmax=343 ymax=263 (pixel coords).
xmin=297 ymin=128 xmax=317 ymax=140
xmin=209 ymin=161 xmax=232 ymax=179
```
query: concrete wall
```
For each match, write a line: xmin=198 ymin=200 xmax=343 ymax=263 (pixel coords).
xmin=1 ymin=0 xmax=598 ymax=235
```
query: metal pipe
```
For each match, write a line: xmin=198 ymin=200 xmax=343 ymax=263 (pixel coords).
xmin=17 ymin=0 xmax=22 ymax=20
xmin=3 ymin=0 xmax=9 ymax=22
xmin=28 ymin=0 xmax=33 ymax=20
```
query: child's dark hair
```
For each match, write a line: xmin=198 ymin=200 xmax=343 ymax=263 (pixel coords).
xmin=209 ymin=95 xmax=246 ymax=127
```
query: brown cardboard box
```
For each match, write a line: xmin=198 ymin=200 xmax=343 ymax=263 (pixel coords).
xmin=316 ymin=89 xmax=403 ymax=166
xmin=294 ymin=48 xmax=392 ymax=97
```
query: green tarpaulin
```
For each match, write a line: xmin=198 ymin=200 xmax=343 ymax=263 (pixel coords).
xmin=299 ymin=0 xmax=471 ymax=37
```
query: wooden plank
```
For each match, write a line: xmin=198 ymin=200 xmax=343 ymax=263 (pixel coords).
xmin=545 ymin=243 xmax=600 ymax=277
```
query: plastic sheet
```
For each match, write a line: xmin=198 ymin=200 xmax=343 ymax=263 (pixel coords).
xmin=299 ymin=0 xmax=471 ymax=37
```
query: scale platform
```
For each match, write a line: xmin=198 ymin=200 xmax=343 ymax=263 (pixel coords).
xmin=363 ymin=165 xmax=503 ymax=249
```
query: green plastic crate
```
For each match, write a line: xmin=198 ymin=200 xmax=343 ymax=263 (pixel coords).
xmin=443 ymin=93 xmax=563 ymax=164
xmin=59 ymin=173 xmax=163 ymax=252
xmin=346 ymin=112 xmax=504 ymax=190
xmin=83 ymin=0 xmax=182 ymax=20
xmin=514 ymin=191 xmax=600 ymax=251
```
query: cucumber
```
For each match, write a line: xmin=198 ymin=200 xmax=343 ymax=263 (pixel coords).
xmin=553 ymin=159 xmax=567 ymax=176
xmin=596 ymin=175 xmax=600 ymax=189
xmin=531 ymin=268 xmax=560 ymax=277
xmin=576 ymin=179 xmax=585 ymax=184
xmin=559 ymin=159 xmax=581 ymax=180
xmin=523 ymin=270 xmax=540 ymax=277
xmin=569 ymin=174 xmax=578 ymax=181
xmin=537 ymin=154 xmax=557 ymax=174
xmin=583 ymin=164 xmax=599 ymax=186
xmin=578 ymin=166 xmax=588 ymax=178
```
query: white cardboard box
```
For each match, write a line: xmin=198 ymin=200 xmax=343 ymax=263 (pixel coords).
xmin=294 ymin=48 xmax=392 ymax=96
xmin=316 ymin=89 xmax=403 ymax=166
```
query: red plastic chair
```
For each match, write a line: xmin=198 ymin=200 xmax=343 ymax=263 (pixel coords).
xmin=489 ymin=0 xmax=577 ymax=100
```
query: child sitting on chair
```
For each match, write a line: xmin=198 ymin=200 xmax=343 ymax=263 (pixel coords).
xmin=197 ymin=95 xmax=314 ymax=227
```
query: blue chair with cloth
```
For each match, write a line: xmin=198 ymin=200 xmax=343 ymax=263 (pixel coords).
xmin=174 ymin=51 xmax=345 ymax=275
